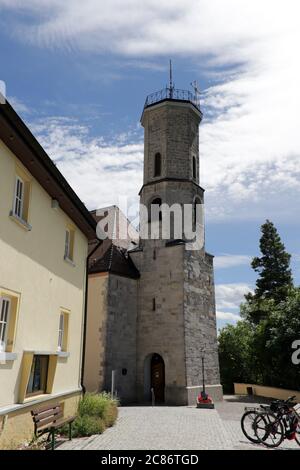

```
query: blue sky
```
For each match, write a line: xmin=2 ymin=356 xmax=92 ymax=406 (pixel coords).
xmin=1 ymin=1 xmax=300 ymax=329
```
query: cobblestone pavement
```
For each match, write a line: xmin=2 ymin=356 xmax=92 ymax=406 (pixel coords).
xmin=215 ymin=395 xmax=298 ymax=450
xmin=59 ymin=396 xmax=299 ymax=450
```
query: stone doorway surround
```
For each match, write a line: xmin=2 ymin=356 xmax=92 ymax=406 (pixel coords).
xmin=143 ymin=353 xmax=165 ymax=404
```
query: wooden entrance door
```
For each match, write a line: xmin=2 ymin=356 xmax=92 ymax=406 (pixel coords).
xmin=151 ymin=354 xmax=165 ymax=403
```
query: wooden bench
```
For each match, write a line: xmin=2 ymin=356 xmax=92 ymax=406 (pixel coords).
xmin=31 ymin=403 xmax=75 ymax=450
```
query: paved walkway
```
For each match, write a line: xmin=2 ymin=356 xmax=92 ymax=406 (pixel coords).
xmin=59 ymin=396 xmax=299 ymax=450
xmin=60 ymin=406 xmax=232 ymax=450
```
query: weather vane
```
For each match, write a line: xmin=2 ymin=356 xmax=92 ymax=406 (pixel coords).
xmin=169 ymin=59 xmax=174 ymax=98
xmin=190 ymin=80 xmax=201 ymax=105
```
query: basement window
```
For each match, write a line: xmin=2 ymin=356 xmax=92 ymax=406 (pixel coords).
xmin=26 ymin=355 xmax=49 ymax=397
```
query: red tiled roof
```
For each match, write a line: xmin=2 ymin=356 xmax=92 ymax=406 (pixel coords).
xmin=89 ymin=241 xmax=140 ymax=279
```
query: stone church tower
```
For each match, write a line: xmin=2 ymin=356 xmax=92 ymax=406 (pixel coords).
xmin=130 ymin=85 xmax=222 ymax=405
xmin=84 ymin=81 xmax=222 ymax=405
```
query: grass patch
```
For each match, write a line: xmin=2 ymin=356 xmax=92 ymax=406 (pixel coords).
xmin=66 ymin=392 xmax=118 ymax=438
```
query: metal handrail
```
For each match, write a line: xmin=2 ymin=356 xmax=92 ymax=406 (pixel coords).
xmin=144 ymin=87 xmax=201 ymax=112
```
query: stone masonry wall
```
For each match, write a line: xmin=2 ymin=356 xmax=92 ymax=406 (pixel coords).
xmin=142 ymin=101 xmax=201 ymax=185
xmin=183 ymin=250 xmax=221 ymax=392
xmin=131 ymin=241 xmax=188 ymax=405
xmin=140 ymin=180 xmax=203 ymax=242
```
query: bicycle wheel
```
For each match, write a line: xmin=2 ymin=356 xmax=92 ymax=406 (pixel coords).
xmin=241 ymin=410 xmax=263 ymax=443
xmin=295 ymin=422 xmax=300 ymax=446
xmin=254 ymin=411 xmax=285 ymax=448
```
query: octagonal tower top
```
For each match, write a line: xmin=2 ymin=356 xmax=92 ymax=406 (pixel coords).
xmin=143 ymin=60 xmax=202 ymax=116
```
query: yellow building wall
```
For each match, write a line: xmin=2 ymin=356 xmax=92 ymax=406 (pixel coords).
xmin=234 ymin=383 xmax=300 ymax=402
xmin=0 ymin=391 xmax=81 ymax=449
xmin=0 ymin=139 xmax=88 ymax=446
xmin=84 ymin=273 xmax=108 ymax=393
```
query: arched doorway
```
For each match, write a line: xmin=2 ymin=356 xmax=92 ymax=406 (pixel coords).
xmin=143 ymin=353 xmax=164 ymax=403
xmin=151 ymin=354 xmax=165 ymax=403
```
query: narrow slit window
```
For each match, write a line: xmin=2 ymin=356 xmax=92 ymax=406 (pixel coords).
xmin=192 ymin=156 xmax=197 ymax=179
xmin=154 ymin=153 xmax=161 ymax=177
xmin=193 ymin=197 xmax=201 ymax=227
xmin=152 ymin=298 xmax=156 ymax=311
xmin=0 ymin=298 xmax=10 ymax=352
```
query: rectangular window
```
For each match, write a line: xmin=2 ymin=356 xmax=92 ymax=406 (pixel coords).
xmin=13 ymin=176 xmax=24 ymax=219
xmin=0 ymin=298 xmax=10 ymax=352
xmin=0 ymin=290 xmax=19 ymax=353
xmin=26 ymin=355 xmax=49 ymax=397
xmin=58 ymin=313 xmax=64 ymax=351
xmin=64 ymin=228 xmax=75 ymax=261
xmin=58 ymin=311 xmax=69 ymax=352
xmin=12 ymin=171 xmax=31 ymax=224
xmin=64 ymin=229 xmax=70 ymax=258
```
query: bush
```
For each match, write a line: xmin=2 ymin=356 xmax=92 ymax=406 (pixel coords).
xmin=103 ymin=402 xmax=118 ymax=428
xmin=71 ymin=415 xmax=105 ymax=437
xmin=64 ymin=392 xmax=118 ymax=438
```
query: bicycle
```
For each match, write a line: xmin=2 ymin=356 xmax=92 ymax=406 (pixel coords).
xmin=241 ymin=403 xmax=273 ymax=444
xmin=253 ymin=396 xmax=300 ymax=448
xmin=240 ymin=395 xmax=299 ymax=446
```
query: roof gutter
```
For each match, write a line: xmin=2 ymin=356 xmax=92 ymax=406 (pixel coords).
xmin=81 ymin=239 xmax=102 ymax=394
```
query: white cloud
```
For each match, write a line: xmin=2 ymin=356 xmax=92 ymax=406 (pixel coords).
xmin=8 ymin=96 xmax=30 ymax=115
xmin=215 ymin=283 xmax=252 ymax=310
xmin=0 ymin=1 xmax=293 ymax=57
xmin=216 ymin=311 xmax=240 ymax=323
xmin=30 ymin=117 xmax=143 ymax=210
xmin=214 ymin=254 xmax=251 ymax=269
xmin=2 ymin=1 xmax=300 ymax=221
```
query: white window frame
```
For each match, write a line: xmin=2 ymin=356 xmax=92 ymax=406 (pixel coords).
xmin=57 ymin=312 xmax=64 ymax=352
xmin=13 ymin=176 xmax=24 ymax=219
xmin=64 ymin=229 xmax=71 ymax=260
xmin=0 ymin=297 xmax=11 ymax=352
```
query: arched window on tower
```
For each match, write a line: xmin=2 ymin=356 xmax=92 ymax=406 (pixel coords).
xmin=150 ymin=197 xmax=162 ymax=222
xmin=154 ymin=153 xmax=161 ymax=177
xmin=192 ymin=156 xmax=197 ymax=180
xmin=193 ymin=197 xmax=201 ymax=228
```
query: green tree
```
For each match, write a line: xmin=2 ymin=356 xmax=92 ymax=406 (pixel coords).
xmin=263 ymin=288 xmax=300 ymax=390
xmin=244 ymin=220 xmax=293 ymax=323
xmin=218 ymin=220 xmax=299 ymax=392
xmin=219 ymin=291 xmax=300 ymax=391
xmin=250 ymin=219 xmax=293 ymax=301
xmin=218 ymin=321 xmax=260 ymax=393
